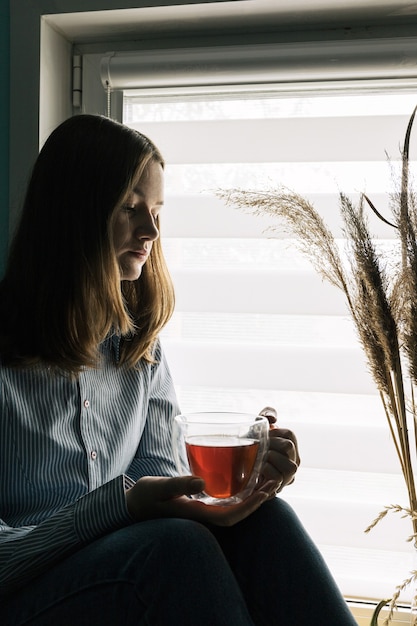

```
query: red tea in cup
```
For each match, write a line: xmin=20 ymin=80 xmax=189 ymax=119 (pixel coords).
xmin=185 ymin=435 xmax=259 ymax=498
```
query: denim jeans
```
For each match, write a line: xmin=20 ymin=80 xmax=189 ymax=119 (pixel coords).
xmin=1 ymin=498 xmax=357 ymax=625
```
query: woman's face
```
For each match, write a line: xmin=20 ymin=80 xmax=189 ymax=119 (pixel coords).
xmin=113 ymin=160 xmax=164 ymax=281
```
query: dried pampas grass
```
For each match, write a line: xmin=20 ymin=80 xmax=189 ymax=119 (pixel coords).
xmin=218 ymin=105 xmax=417 ymax=624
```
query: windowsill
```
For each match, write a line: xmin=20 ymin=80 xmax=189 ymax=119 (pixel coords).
xmin=347 ymin=600 xmax=413 ymax=625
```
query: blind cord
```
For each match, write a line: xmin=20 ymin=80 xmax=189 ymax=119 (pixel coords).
xmin=106 ymin=80 xmax=111 ymax=119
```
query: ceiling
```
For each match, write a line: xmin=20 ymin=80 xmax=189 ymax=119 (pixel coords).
xmin=45 ymin=0 xmax=417 ymax=44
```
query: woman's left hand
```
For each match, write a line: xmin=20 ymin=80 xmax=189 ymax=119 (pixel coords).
xmin=258 ymin=406 xmax=300 ymax=497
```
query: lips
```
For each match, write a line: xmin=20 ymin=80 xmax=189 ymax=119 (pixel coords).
xmin=129 ymin=249 xmax=148 ymax=260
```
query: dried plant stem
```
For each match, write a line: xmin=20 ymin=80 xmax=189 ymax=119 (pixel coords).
xmin=388 ymin=365 xmax=417 ymax=538
xmin=412 ymin=385 xmax=417 ymax=470
xmin=399 ymin=106 xmax=417 ymax=267
xmin=379 ymin=391 xmax=407 ymax=481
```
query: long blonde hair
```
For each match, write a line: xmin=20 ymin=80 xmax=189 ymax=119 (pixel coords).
xmin=0 ymin=115 xmax=175 ymax=372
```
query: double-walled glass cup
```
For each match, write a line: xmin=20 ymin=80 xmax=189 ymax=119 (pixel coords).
xmin=172 ymin=412 xmax=269 ymax=505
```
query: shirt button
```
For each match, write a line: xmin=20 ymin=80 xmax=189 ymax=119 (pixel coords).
xmin=84 ymin=400 xmax=90 ymax=408
xmin=90 ymin=450 xmax=97 ymax=460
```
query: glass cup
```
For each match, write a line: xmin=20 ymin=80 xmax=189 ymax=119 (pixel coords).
xmin=172 ymin=412 xmax=269 ymax=505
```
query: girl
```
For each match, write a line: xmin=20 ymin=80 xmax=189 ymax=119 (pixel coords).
xmin=0 ymin=115 xmax=356 ymax=625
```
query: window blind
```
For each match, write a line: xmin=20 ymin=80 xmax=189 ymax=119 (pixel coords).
xmin=121 ymin=89 xmax=417 ymax=604
xmin=88 ymin=43 xmax=417 ymax=603
xmin=100 ymin=38 xmax=417 ymax=90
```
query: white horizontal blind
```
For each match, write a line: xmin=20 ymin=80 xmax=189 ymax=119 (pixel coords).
xmin=122 ymin=88 xmax=417 ymax=604
xmin=101 ymin=39 xmax=417 ymax=89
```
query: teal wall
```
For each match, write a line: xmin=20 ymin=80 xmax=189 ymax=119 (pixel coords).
xmin=0 ymin=1 xmax=9 ymax=277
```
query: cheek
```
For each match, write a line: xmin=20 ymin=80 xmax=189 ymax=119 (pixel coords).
xmin=113 ymin=217 xmax=129 ymax=250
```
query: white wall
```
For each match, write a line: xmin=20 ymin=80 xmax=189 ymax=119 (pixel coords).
xmin=39 ymin=19 xmax=73 ymax=148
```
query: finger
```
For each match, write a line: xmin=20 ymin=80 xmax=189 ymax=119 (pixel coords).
xmin=256 ymin=479 xmax=280 ymax=499
xmin=269 ymin=428 xmax=300 ymax=465
xmin=163 ymin=476 xmax=206 ymax=499
xmin=141 ymin=475 xmax=205 ymax=500
xmin=262 ymin=449 xmax=298 ymax=484
xmin=258 ymin=406 xmax=277 ymax=428
xmin=268 ymin=435 xmax=298 ymax=462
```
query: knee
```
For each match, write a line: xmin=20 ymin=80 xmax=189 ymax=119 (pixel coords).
xmin=131 ymin=518 xmax=235 ymax=590
xmin=236 ymin=496 xmax=300 ymax=531
xmin=258 ymin=497 xmax=310 ymax=542
xmin=151 ymin=518 xmax=221 ymax=563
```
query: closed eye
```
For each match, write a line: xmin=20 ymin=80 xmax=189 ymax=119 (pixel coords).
xmin=119 ymin=207 xmax=161 ymax=232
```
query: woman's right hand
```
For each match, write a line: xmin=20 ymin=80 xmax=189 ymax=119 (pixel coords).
xmin=125 ymin=475 xmax=275 ymax=527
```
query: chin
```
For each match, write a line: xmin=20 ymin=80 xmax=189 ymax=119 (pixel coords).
xmin=120 ymin=265 xmax=143 ymax=281
xmin=124 ymin=272 xmax=143 ymax=281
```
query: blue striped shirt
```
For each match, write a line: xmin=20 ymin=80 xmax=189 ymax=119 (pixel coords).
xmin=0 ymin=336 xmax=180 ymax=597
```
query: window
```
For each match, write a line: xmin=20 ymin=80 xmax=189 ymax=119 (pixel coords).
xmin=83 ymin=43 xmax=417 ymax=605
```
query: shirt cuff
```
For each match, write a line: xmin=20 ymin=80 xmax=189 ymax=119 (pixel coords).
xmin=74 ymin=475 xmax=134 ymax=543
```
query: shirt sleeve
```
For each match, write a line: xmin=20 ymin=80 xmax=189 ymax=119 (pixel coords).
xmin=0 ymin=475 xmax=134 ymax=598
xmin=126 ymin=340 xmax=181 ymax=481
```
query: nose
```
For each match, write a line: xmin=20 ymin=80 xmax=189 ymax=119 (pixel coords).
xmin=134 ymin=213 xmax=159 ymax=242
